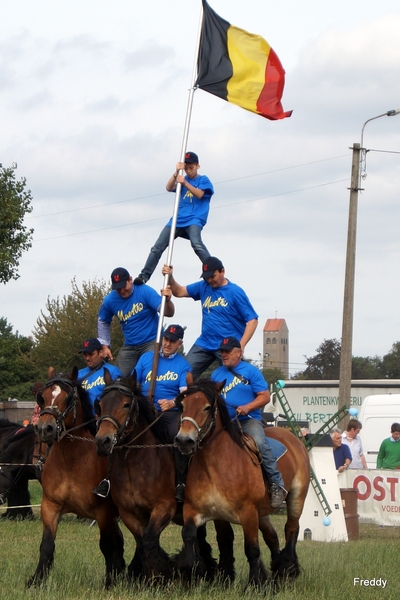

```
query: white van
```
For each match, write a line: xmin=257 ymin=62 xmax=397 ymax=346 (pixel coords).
xmin=358 ymin=394 xmax=400 ymax=468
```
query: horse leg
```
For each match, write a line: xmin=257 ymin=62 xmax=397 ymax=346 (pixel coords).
xmin=242 ymin=511 xmax=268 ymax=588
xmin=127 ymin=536 xmax=145 ymax=581
xmin=97 ymin=511 xmax=125 ymax=588
xmin=214 ymin=520 xmax=235 ymax=582
xmin=259 ymin=514 xmax=280 ymax=563
xmin=197 ymin=523 xmax=218 ymax=581
xmin=174 ymin=517 xmax=206 ymax=583
xmin=142 ymin=507 xmax=174 ymax=581
xmin=26 ymin=498 xmax=59 ymax=587
xmin=271 ymin=489 xmax=302 ymax=581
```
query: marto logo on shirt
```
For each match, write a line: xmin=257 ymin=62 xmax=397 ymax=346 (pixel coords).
xmin=145 ymin=370 xmax=179 ymax=382
xmin=203 ymin=296 xmax=228 ymax=313
xmin=117 ymin=303 xmax=144 ymax=322
xmin=222 ymin=376 xmax=242 ymax=397
xmin=82 ymin=376 xmax=104 ymax=391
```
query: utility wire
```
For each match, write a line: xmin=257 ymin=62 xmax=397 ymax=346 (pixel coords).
xmin=34 ymin=178 xmax=349 ymax=242
xmin=27 ymin=153 xmax=350 ymax=220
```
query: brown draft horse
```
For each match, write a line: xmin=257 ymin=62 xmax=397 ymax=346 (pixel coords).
xmin=174 ymin=379 xmax=310 ymax=588
xmin=27 ymin=367 xmax=125 ymax=588
xmin=94 ymin=371 xmax=216 ymax=582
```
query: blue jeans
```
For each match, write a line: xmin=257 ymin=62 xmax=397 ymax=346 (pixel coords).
xmin=186 ymin=344 xmax=222 ymax=380
xmin=117 ymin=340 xmax=156 ymax=376
xmin=240 ymin=418 xmax=284 ymax=487
xmin=140 ymin=224 xmax=210 ymax=280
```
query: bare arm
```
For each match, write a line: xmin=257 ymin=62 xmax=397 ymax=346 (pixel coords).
xmin=361 ymin=453 xmax=368 ymax=469
xmin=160 ymin=286 xmax=175 ymax=317
xmin=166 ymin=162 xmax=184 ymax=191
xmin=161 ymin=265 xmax=190 ymax=298
xmin=240 ymin=318 xmax=258 ymax=351
xmin=236 ymin=390 xmax=270 ymax=416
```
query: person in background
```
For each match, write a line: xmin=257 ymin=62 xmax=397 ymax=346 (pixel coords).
xmin=30 ymin=382 xmax=44 ymax=426
xmin=331 ymin=428 xmax=352 ymax=472
xmin=376 ymin=423 xmax=400 ymax=469
xmin=341 ymin=418 xmax=367 ymax=469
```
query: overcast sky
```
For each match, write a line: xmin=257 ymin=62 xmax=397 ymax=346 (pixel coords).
xmin=1 ymin=0 xmax=400 ymax=376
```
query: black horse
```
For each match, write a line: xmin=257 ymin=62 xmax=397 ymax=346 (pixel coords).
xmin=0 ymin=420 xmax=40 ymax=519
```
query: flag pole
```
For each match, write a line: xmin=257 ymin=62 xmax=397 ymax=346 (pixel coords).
xmin=148 ymin=2 xmax=204 ymax=402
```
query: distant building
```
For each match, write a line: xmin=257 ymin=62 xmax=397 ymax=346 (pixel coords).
xmin=263 ymin=318 xmax=289 ymax=378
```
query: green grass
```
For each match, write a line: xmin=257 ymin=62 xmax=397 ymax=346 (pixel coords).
xmin=0 ymin=482 xmax=399 ymax=600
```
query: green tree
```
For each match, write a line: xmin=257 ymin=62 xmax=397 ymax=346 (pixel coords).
xmin=351 ymin=356 xmax=383 ymax=379
xmin=0 ymin=317 xmax=35 ymax=401
xmin=0 ymin=164 xmax=34 ymax=284
xmin=261 ymin=367 xmax=285 ymax=385
xmin=296 ymin=338 xmax=341 ymax=380
xmin=27 ymin=278 xmax=123 ymax=377
xmin=381 ymin=342 xmax=400 ymax=378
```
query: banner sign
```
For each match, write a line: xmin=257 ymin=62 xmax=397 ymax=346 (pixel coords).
xmin=340 ymin=469 xmax=400 ymax=526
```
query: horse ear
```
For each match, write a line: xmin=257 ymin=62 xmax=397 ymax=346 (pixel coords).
xmin=214 ymin=380 xmax=226 ymax=394
xmin=47 ymin=367 xmax=56 ymax=380
xmin=127 ymin=370 xmax=137 ymax=389
xmin=69 ymin=366 xmax=79 ymax=382
xmin=104 ymin=368 xmax=113 ymax=385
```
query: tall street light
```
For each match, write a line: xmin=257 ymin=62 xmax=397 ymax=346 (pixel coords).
xmin=338 ymin=108 xmax=400 ymax=416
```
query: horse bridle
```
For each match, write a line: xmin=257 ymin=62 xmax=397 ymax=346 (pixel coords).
xmin=37 ymin=377 xmax=79 ymax=441
xmin=95 ymin=382 xmax=139 ymax=445
xmin=179 ymin=388 xmax=218 ymax=449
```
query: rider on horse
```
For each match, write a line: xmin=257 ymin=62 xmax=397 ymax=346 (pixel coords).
xmin=134 ymin=324 xmax=192 ymax=502
xmin=211 ymin=336 xmax=286 ymax=509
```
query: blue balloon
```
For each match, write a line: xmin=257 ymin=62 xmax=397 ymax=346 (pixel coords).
xmin=323 ymin=516 xmax=331 ymax=526
xmin=349 ymin=407 xmax=358 ymax=416
xmin=276 ymin=380 xmax=286 ymax=389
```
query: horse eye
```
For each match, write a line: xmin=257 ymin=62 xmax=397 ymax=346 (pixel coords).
xmin=123 ymin=402 xmax=130 ymax=409
xmin=204 ymin=405 xmax=211 ymax=412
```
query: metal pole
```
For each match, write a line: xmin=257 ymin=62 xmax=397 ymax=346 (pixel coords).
xmin=338 ymin=143 xmax=361 ymax=417
xmin=338 ymin=108 xmax=400 ymax=419
xmin=148 ymin=3 xmax=204 ymax=402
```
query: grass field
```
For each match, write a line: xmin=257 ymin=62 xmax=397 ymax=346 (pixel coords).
xmin=0 ymin=481 xmax=398 ymax=600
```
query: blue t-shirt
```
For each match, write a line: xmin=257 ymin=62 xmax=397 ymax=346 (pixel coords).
xmin=211 ymin=361 xmax=268 ymax=421
xmin=167 ymin=174 xmax=214 ymax=229
xmin=98 ymin=285 xmax=161 ymax=346
xmin=134 ymin=351 xmax=192 ymax=411
xmin=333 ymin=444 xmax=352 ymax=470
xmin=77 ymin=363 xmax=123 ymax=406
xmin=186 ymin=280 xmax=258 ymax=351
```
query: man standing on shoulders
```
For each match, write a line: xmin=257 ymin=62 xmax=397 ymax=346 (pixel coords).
xmin=211 ymin=337 xmax=286 ymax=509
xmin=162 ymin=257 xmax=258 ymax=379
xmin=377 ymin=423 xmax=400 ymax=469
xmin=341 ymin=419 xmax=367 ymax=469
xmin=134 ymin=324 xmax=192 ymax=502
xmin=98 ymin=267 xmax=174 ymax=376
xmin=77 ymin=338 xmax=122 ymax=407
xmin=134 ymin=152 xmax=214 ymax=285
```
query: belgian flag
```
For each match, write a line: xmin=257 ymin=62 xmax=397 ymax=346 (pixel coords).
xmin=196 ymin=0 xmax=292 ymax=121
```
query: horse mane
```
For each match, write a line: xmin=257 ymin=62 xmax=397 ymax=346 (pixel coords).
xmin=176 ymin=378 xmax=243 ymax=448
xmin=75 ymin=383 xmax=97 ymax=436
xmin=1 ymin=425 xmax=35 ymax=451
xmin=0 ymin=418 xmax=21 ymax=429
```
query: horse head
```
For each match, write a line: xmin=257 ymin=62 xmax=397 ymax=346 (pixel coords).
xmin=35 ymin=366 xmax=80 ymax=444
xmin=94 ymin=370 xmax=139 ymax=457
xmin=174 ymin=379 xmax=224 ymax=455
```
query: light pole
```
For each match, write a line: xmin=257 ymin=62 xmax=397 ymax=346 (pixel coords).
xmin=338 ymin=108 xmax=400 ymax=416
